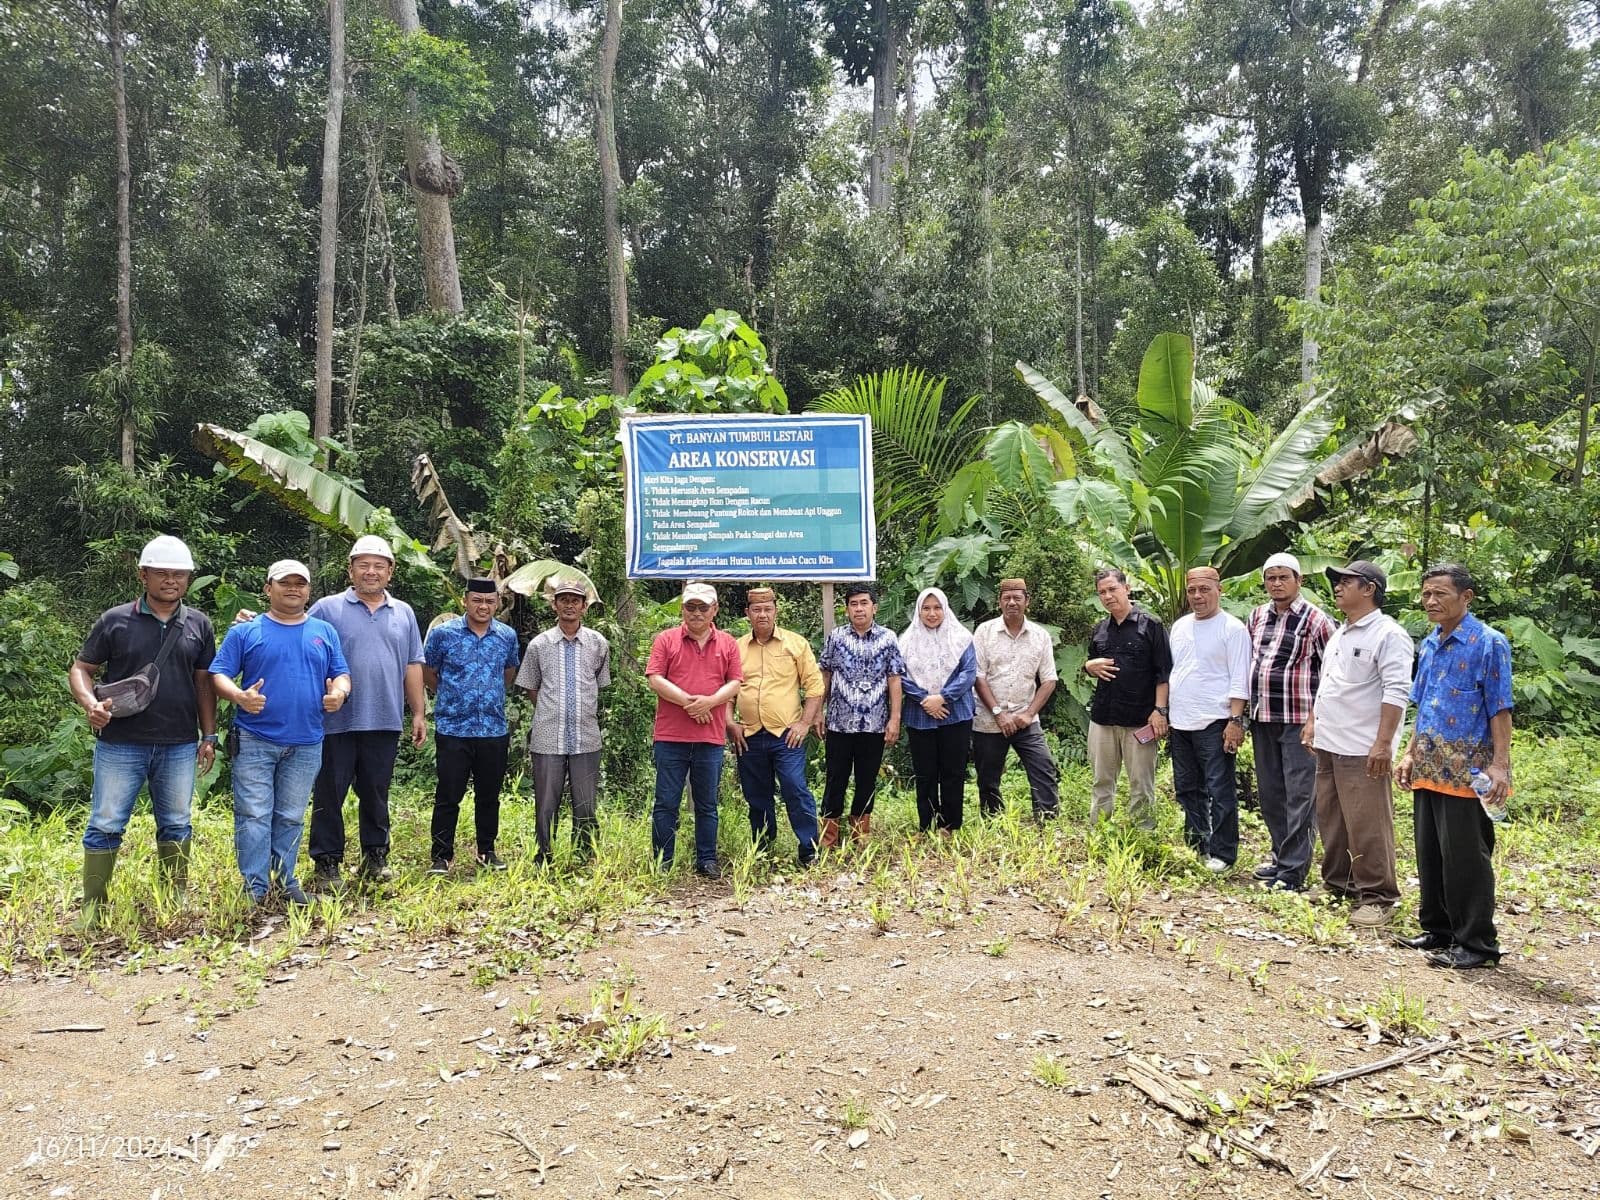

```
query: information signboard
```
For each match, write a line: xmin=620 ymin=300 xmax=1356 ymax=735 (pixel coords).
xmin=622 ymin=414 xmax=875 ymax=581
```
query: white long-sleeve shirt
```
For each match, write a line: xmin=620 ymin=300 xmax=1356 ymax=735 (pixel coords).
xmin=1311 ymin=609 xmax=1415 ymax=756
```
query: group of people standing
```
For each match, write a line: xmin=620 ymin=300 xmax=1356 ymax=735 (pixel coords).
xmin=70 ymin=536 xmax=1514 ymax=970
xmin=645 ymin=576 xmax=1062 ymax=880
xmin=1082 ymin=555 xmax=1511 ymax=969
xmin=69 ymin=535 xmax=608 ymax=923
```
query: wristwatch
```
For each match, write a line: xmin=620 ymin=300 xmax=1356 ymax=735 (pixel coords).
xmin=201 ymin=734 xmax=219 ymax=744
xmin=990 ymin=705 xmax=1003 ymax=716
xmin=1155 ymin=706 xmax=1169 ymax=717
xmin=1228 ymin=714 xmax=1247 ymax=729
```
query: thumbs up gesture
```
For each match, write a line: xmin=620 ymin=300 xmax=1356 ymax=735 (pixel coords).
xmin=323 ymin=678 xmax=348 ymax=713
xmin=238 ymin=678 xmax=267 ymax=714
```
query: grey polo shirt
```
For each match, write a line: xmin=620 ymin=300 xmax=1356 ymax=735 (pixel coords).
xmin=308 ymin=588 xmax=424 ymax=734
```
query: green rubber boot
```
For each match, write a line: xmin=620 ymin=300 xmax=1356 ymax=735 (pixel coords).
xmin=156 ymin=839 xmax=190 ymax=894
xmin=76 ymin=849 xmax=119 ymax=933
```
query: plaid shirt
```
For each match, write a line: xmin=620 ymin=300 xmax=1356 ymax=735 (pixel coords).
xmin=1246 ymin=596 xmax=1335 ymax=725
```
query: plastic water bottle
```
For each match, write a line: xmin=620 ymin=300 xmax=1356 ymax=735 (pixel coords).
xmin=1470 ymin=767 xmax=1506 ymax=823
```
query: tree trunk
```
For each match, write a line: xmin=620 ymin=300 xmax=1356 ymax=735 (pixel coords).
xmin=867 ymin=0 xmax=899 ymax=212
xmin=109 ymin=0 xmax=134 ymax=470
xmin=1301 ymin=209 xmax=1323 ymax=396
xmin=314 ymin=0 xmax=347 ymax=451
xmin=1248 ymin=123 xmax=1271 ymax=360
xmin=386 ymin=0 xmax=464 ymax=314
xmin=964 ymin=0 xmax=995 ymax=409
xmin=595 ymin=0 xmax=630 ymax=396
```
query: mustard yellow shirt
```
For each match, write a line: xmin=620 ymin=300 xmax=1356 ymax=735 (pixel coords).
xmin=735 ymin=627 xmax=824 ymax=735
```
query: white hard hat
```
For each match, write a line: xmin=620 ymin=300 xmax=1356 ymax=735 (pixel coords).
xmin=349 ymin=534 xmax=395 ymax=562
xmin=138 ymin=535 xmax=195 ymax=571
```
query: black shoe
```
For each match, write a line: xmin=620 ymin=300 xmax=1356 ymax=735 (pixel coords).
xmin=1399 ymin=931 xmax=1451 ymax=951
xmin=1427 ymin=946 xmax=1500 ymax=969
xmin=428 ymin=858 xmax=451 ymax=877
xmin=694 ymin=861 xmax=721 ymax=880
xmin=1263 ymin=877 xmax=1306 ymax=893
xmin=312 ymin=858 xmax=342 ymax=889
xmin=357 ymin=851 xmax=391 ymax=882
xmin=1252 ymin=861 xmax=1279 ymax=881
xmin=476 ymin=851 xmax=507 ymax=872
xmin=283 ymin=881 xmax=311 ymax=907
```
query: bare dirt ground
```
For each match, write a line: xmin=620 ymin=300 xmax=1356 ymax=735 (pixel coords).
xmin=3 ymin=865 xmax=1599 ymax=1200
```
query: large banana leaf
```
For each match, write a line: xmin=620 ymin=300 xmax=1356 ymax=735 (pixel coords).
xmin=1014 ymin=360 xmax=1137 ymax=479
xmin=1135 ymin=333 xmax=1194 ymax=427
xmin=1217 ymin=389 xmax=1337 ymax=551
xmin=411 ymin=453 xmax=483 ymax=578
xmin=193 ymin=423 xmax=441 ymax=575
xmin=501 ymin=560 xmax=600 ymax=607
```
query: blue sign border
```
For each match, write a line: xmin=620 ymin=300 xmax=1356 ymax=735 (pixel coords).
xmin=622 ymin=414 xmax=876 ymax=581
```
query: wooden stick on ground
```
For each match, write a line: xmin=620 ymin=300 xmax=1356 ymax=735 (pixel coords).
xmin=1124 ymin=1054 xmax=1293 ymax=1172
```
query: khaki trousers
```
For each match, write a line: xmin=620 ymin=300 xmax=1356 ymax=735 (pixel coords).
xmin=1313 ymin=750 xmax=1398 ymax=906
xmin=1088 ymin=722 xmax=1158 ymax=830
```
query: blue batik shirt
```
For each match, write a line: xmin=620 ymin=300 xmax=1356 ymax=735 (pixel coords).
xmin=423 ymin=617 xmax=522 ymax=738
xmin=819 ymin=623 xmax=906 ymax=734
xmin=1407 ymin=611 xmax=1514 ymax=798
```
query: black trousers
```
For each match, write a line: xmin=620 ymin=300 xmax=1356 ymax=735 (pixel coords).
xmin=822 ymin=730 xmax=886 ymax=819
xmin=1413 ymin=787 xmax=1499 ymax=957
xmin=310 ymin=730 xmax=400 ymax=862
xmin=431 ymin=733 xmax=510 ymax=861
xmin=909 ymin=721 xmax=972 ymax=832
xmin=971 ymin=722 xmax=1059 ymax=818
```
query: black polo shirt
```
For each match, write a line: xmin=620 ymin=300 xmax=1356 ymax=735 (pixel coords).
xmin=77 ymin=599 xmax=217 ymax=745
xmin=1086 ymin=604 xmax=1172 ymax=727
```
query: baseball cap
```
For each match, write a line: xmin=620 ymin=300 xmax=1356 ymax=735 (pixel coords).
xmin=267 ymin=559 xmax=312 ymax=583
xmin=1324 ymin=559 xmax=1386 ymax=588
xmin=682 ymin=582 xmax=717 ymax=605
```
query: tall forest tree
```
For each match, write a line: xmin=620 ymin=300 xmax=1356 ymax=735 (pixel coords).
xmin=315 ymin=0 xmax=347 ymax=447
xmin=388 ymin=0 xmax=465 ymax=314
xmin=596 ymin=0 xmax=629 ymax=395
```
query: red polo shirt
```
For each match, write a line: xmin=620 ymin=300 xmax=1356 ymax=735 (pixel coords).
xmin=646 ymin=624 xmax=743 ymax=744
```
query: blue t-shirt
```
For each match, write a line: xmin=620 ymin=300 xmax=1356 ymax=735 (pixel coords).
xmin=211 ymin=615 xmax=351 ymax=746
xmin=423 ymin=617 xmax=521 ymax=738
xmin=309 ymin=589 xmax=424 ymax=734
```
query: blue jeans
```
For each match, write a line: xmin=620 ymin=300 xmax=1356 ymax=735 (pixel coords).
xmin=84 ymin=740 xmax=197 ymax=851
xmin=736 ymin=730 xmax=819 ymax=864
xmin=1169 ymin=719 xmax=1239 ymax=865
xmin=652 ymin=741 xmax=724 ymax=869
xmin=232 ymin=729 xmax=324 ymax=898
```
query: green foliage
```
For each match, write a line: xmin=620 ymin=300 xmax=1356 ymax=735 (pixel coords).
xmin=629 ymin=311 xmax=788 ymax=414
xmin=1014 ymin=335 xmax=1359 ymax=621
xmin=812 ymin=367 xmax=983 ymax=533
xmin=359 ymin=18 xmax=492 ymax=139
xmin=0 ymin=581 xmax=94 ymax=814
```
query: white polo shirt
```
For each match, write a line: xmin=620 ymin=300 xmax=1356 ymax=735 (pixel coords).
xmin=1311 ymin=608 xmax=1415 ymax=756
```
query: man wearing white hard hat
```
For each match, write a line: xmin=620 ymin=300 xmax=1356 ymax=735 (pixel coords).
xmin=1244 ymin=552 xmax=1335 ymax=892
xmin=307 ymin=534 xmax=427 ymax=887
xmin=67 ymin=536 xmax=219 ymax=930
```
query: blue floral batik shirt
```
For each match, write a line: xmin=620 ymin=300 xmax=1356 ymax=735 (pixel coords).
xmin=423 ymin=617 xmax=522 ymax=738
xmin=1407 ymin=611 xmax=1514 ymax=798
xmin=819 ymin=623 xmax=906 ymax=733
